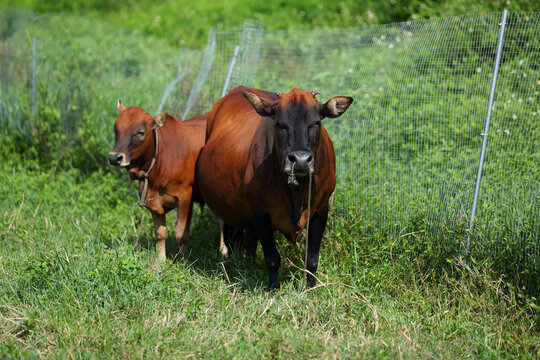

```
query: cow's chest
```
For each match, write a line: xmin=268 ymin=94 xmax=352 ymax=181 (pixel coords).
xmin=270 ymin=203 xmax=309 ymax=242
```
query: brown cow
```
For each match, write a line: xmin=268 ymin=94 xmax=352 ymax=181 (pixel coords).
xmin=108 ymin=101 xmax=206 ymax=259
xmin=197 ymin=86 xmax=353 ymax=288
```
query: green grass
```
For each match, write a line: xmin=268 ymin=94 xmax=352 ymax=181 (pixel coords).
xmin=1 ymin=156 xmax=538 ymax=358
xmin=0 ymin=2 xmax=539 ymax=357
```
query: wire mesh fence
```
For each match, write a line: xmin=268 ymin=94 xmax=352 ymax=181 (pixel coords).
xmin=181 ymin=12 xmax=539 ymax=275
xmin=1 ymin=9 xmax=538 ymax=278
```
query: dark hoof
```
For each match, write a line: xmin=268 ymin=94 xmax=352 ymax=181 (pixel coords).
xmin=268 ymin=279 xmax=280 ymax=291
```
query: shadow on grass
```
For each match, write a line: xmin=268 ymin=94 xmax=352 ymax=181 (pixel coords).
xmin=186 ymin=211 xmax=308 ymax=292
xmin=123 ymin=206 xmax=310 ymax=292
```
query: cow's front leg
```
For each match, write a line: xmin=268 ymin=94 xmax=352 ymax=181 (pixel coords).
xmin=151 ymin=211 xmax=167 ymax=259
xmin=305 ymin=209 xmax=328 ymax=288
xmin=175 ymin=195 xmax=193 ymax=255
xmin=253 ymin=213 xmax=280 ymax=289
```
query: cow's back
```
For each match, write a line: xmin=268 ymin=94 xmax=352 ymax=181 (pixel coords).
xmin=154 ymin=114 xmax=206 ymax=181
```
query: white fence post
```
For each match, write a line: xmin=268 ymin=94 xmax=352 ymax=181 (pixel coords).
xmin=221 ymin=45 xmax=240 ymax=98
xmin=466 ymin=9 xmax=508 ymax=255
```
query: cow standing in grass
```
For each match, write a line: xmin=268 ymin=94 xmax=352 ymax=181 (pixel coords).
xmin=197 ymin=87 xmax=353 ymax=288
xmin=108 ymin=102 xmax=206 ymax=258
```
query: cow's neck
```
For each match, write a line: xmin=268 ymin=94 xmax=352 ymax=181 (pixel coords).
xmin=129 ymin=132 xmax=159 ymax=182
xmin=284 ymin=174 xmax=311 ymax=229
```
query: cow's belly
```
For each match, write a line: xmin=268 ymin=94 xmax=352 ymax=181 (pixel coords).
xmin=197 ymin=150 xmax=253 ymax=228
xmin=205 ymin=187 xmax=253 ymax=228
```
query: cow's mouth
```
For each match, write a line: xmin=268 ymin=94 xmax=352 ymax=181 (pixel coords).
xmin=284 ymin=155 xmax=314 ymax=186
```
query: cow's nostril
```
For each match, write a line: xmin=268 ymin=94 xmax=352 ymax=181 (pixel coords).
xmin=288 ymin=154 xmax=296 ymax=163
xmin=287 ymin=151 xmax=313 ymax=174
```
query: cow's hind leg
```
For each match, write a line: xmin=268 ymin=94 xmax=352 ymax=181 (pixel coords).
xmin=305 ymin=209 xmax=329 ymax=288
xmin=151 ymin=212 xmax=167 ymax=259
xmin=245 ymin=226 xmax=258 ymax=262
xmin=253 ymin=213 xmax=280 ymax=289
xmin=176 ymin=195 xmax=194 ymax=256
xmin=218 ymin=220 xmax=229 ymax=257
xmin=223 ymin=222 xmax=243 ymax=253
xmin=219 ymin=221 xmax=245 ymax=257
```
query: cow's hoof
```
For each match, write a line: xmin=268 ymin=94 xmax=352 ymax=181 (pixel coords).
xmin=178 ymin=242 xmax=189 ymax=256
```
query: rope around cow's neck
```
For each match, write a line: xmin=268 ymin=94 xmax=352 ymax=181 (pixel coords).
xmin=132 ymin=128 xmax=159 ymax=250
xmin=137 ymin=128 xmax=159 ymax=207
xmin=302 ymin=171 xmax=313 ymax=289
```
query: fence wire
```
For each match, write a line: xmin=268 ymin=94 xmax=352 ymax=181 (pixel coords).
xmin=1 ymin=9 xmax=538 ymax=277
xmin=184 ymin=13 xmax=539 ymax=275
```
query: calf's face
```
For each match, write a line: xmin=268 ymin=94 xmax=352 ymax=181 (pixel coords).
xmin=243 ymin=88 xmax=353 ymax=181
xmin=108 ymin=101 xmax=153 ymax=168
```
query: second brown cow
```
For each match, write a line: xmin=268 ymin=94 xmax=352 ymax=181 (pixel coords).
xmin=108 ymin=102 xmax=206 ymax=258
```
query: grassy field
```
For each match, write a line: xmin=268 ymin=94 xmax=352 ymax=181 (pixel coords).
xmin=0 ymin=158 xmax=539 ymax=358
xmin=0 ymin=1 xmax=539 ymax=358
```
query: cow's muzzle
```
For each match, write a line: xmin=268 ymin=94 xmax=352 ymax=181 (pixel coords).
xmin=284 ymin=151 xmax=314 ymax=183
xmin=108 ymin=152 xmax=129 ymax=167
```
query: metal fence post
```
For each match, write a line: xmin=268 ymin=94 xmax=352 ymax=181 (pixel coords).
xmin=466 ymin=9 xmax=508 ymax=255
xmin=221 ymin=45 xmax=240 ymax=97
xmin=32 ymin=38 xmax=36 ymax=115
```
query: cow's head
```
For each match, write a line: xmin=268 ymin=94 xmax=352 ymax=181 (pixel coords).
xmin=108 ymin=101 xmax=165 ymax=168
xmin=243 ymin=88 xmax=353 ymax=183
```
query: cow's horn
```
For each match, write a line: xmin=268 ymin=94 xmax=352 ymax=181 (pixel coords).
xmin=117 ymin=99 xmax=126 ymax=113
xmin=311 ymin=91 xmax=321 ymax=97
xmin=275 ymin=91 xmax=283 ymax=98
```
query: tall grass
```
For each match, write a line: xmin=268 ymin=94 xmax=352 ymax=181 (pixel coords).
xmin=0 ymin=159 xmax=538 ymax=358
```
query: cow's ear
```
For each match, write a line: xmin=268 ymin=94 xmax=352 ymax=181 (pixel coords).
xmin=153 ymin=113 xmax=167 ymax=129
xmin=321 ymin=96 xmax=353 ymax=118
xmin=243 ymin=91 xmax=275 ymax=117
xmin=117 ymin=100 xmax=126 ymax=114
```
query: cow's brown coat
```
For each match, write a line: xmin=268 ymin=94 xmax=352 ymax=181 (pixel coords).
xmin=197 ymin=87 xmax=353 ymax=287
xmin=109 ymin=103 xmax=206 ymax=258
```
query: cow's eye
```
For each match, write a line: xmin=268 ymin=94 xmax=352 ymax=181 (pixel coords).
xmin=137 ymin=130 xmax=145 ymax=136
